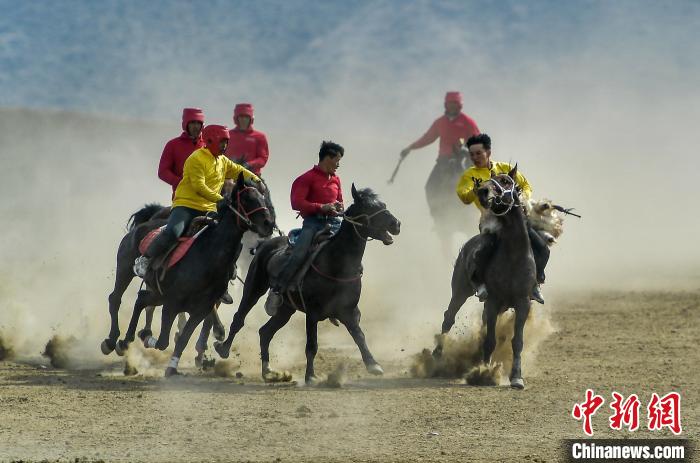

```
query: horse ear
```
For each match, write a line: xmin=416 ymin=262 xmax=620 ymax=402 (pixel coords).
xmin=508 ymin=163 xmax=518 ymax=180
xmin=236 ymin=172 xmax=245 ymax=189
xmin=351 ymin=183 xmax=359 ymax=202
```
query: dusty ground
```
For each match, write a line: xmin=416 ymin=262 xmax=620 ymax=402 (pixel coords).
xmin=0 ymin=290 xmax=698 ymax=463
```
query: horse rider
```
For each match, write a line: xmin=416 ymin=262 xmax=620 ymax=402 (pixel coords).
xmin=399 ymin=91 xmax=480 ymax=241
xmin=134 ymin=124 xmax=261 ymax=278
xmin=265 ymin=141 xmax=345 ymax=315
xmin=158 ymin=108 xmax=206 ymax=196
xmin=227 ymin=103 xmax=269 ymax=176
xmin=455 ymin=133 xmax=548 ymax=304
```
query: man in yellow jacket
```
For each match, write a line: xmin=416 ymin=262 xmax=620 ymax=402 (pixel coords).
xmin=455 ymin=133 xmax=547 ymax=304
xmin=134 ymin=124 xmax=260 ymax=278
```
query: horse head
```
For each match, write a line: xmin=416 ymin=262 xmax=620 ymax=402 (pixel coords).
xmin=224 ymin=173 xmax=275 ymax=237
xmin=477 ymin=165 xmax=522 ymax=216
xmin=344 ymin=184 xmax=401 ymax=245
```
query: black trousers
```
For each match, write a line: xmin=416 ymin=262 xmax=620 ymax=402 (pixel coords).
xmin=145 ymin=206 xmax=205 ymax=258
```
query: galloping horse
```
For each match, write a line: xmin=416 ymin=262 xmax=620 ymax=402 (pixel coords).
xmin=101 ymin=175 xmax=277 ymax=364
xmin=438 ymin=166 xmax=536 ymax=389
xmin=104 ymin=174 xmax=274 ymax=376
xmin=215 ymin=185 xmax=401 ymax=384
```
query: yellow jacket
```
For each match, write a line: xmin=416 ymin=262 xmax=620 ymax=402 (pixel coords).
xmin=456 ymin=161 xmax=532 ymax=210
xmin=173 ymin=148 xmax=260 ymax=212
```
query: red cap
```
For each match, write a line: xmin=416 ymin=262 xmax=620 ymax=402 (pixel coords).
xmin=182 ymin=107 xmax=205 ymax=131
xmin=202 ymin=124 xmax=230 ymax=156
xmin=444 ymin=92 xmax=463 ymax=107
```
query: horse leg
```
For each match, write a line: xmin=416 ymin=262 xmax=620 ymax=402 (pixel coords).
xmin=509 ymin=299 xmax=531 ymax=390
xmin=102 ymin=264 xmax=134 ymax=354
xmin=304 ymin=315 xmax=320 ymax=384
xmin=137 ymin=305 xmax=156 ymax=341
xmin=116 ymin=290 xmax=158 ymax=355
xmin=482 ymin=299 xmax=499 ymax=365
xmin=258 ymin=306 xmax=294 ymax=379
xmin=216 ymin=262 xmax=270 ymax=358
xmin=194 ymin=310 xmax=215 ymax=368
xmin=174 ymin=312 xmax=187 ymax=344
xmin=165 ymin=309 xmax=208 ymax=377
xmin=342 ymin=307 xmax=383 ymax=376
xmin=211 ymin=302 xmax=225 ymax=341
xmin=434 ymin=266 xmax=472 ymax=358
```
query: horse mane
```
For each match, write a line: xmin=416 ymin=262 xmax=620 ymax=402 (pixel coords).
xmin=354 ymin=188 xmax=381 ymax=206
xmin=127 ymin=203 xmax=164 ymax=231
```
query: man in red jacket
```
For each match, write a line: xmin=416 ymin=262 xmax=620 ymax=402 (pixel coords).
xmin=265 ymin=141 xmax=344 ymax=315
xmin=227 ymin=103 xmax=269 ymax=176
xmin=158 ymin=108 xmax=206 ymax=194
xmin=399 ymin=92 xmax=480 ymax=249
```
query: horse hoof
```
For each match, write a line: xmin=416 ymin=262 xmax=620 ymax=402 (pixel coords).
xmin=432 ymin=346 xmax=443 ymax=359
xmin=137 ymin=329 xmax=152 ymax=341
xmin=142 ymin=336 xmax=158 ymax=349
xmin=164 ymin=367 xmax=180 ymax=377
xmin=367 ymin=363 xmax=384 ymax=376
xmin=100 ymin=339 xmax=115 ymax=355
xmin=194 ymin=352 xmax=204 ymax=368
xmin=213 ymin=342 xmax=230 ymax=359
xmin=510 ymin=378 xmax=525 ymax=390
xmin=304 ymin=375 xmax=319 ymax=385
xmin=115 ymin=340 xmax=128 ymax=356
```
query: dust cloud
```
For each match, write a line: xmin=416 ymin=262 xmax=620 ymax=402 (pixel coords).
xmin=1 ymin=3 xmax=699 ymax=377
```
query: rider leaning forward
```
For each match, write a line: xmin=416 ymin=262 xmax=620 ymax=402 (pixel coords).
xmin=265 ymin=141 xmax=345 ymax=315
xmin=455 ymin=133 xmax=549 ymax=304
xmin=134 ymin=125 xmax=261 ymax=278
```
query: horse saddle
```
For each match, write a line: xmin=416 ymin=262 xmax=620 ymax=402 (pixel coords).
xmin=268 ymin=226 xmax=335 ymax=290
xmin=138 ymin=215 xmax=218 ymax=278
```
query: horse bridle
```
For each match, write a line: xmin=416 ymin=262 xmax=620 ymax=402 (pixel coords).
xmin=227 ymin=185 xmax=269 ymax=231
xmin=343 ymin=208 xmax=391 ymax=241
xmin=486 ymin=176 xmax=517 ymax=216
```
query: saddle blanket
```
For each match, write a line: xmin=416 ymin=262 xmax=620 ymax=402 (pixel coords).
xmin=138 ymin=226 xmax=199 ymax=269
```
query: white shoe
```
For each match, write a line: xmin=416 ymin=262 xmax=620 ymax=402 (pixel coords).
xmin=133 ymin=256 xmax=150 ymax=278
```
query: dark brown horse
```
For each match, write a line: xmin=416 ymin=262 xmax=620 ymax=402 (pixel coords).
xmin=438 ymin=166 xmax=536 ymax=389
xmin=215 ymin=185 xmax=401 ymax=384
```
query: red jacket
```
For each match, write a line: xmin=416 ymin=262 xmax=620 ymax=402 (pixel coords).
xmin=227 ymin=127 xmax=269 ymax=175
xmin=290 ymin=166 xmax=343 ymax=218
xmin=158 ymin=133 xmax=205 ymax=192
xmin=409 ymin=112 xmax=480 ymax=158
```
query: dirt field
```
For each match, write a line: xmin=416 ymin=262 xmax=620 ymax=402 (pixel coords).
xmin=0 ymin=289 xmax=697 ymax=463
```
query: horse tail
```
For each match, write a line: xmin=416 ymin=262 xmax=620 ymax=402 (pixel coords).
xmin=127 ymin=203 xmax=165 ymax=231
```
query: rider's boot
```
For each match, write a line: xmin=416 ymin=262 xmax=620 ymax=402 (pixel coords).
xmin=219 ymin=290 xmax=234 ymax=305
xmin=531 ymin=284 xmax=545 ymax=304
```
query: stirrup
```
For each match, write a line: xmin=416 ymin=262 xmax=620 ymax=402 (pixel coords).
xmin=265 ymin=290 xmax=283 ymax=316
xmin=531 ymin=285 xmax=545 ymax=304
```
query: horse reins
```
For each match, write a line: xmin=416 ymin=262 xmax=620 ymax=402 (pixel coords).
xmin=228 ymin=185 xmax=268 ymax=230
xmin=342 ymin=208 xmax=390 ymax=241
xmin=306 ymin=208 xmax=389 ymax=282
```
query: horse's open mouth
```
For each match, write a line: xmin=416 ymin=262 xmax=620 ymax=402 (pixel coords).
xmin=380 ymin=231 xmax=395 ymax=245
